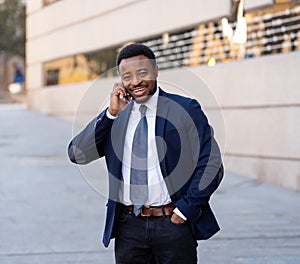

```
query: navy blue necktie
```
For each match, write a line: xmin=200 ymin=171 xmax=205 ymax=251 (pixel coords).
xmin=130 ymin=105 xmax=148 ymax=215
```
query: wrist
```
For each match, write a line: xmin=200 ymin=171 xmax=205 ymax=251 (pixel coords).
xmin=173 ymin=207 xmax=187 ymax=221
xmin=171 ymin=213 xmax=185 ymax=224
xmin=107 ymin=108 xmax=118 ymax=117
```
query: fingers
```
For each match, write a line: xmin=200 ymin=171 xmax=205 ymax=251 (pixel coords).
xmin=112 ymin=82 xmax=127 ymax=102
xmin=108 ymin=82 xmax=129 ymax=116
xmin=171 ymin=213 xmax=185 ymax=224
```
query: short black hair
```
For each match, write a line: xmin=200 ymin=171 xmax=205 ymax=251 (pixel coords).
xmin=116 ymin=43 xmax=156 ymax=68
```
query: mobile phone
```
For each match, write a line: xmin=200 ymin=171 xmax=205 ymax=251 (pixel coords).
xmin=125 ymin=91 xmax=132 ymax=102
xmin=119 ymin=91 xmax=132 ymax=103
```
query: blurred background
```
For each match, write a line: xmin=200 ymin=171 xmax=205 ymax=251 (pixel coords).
xmin=0 ymin=0 xmax=25 ymax=102
xmin=1 ymin=1 xmax=300 ymax=263
xmin=1 ymin=0 xmax=298 ymax=190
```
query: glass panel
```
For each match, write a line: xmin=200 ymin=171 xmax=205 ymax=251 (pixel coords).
xmin=44 ymin=47 xmax=119 ymax=86
xmin=275 ymin=0 xmax=291 ymax=3
xmin=43 ymin=0 xmax=61 ymax=6
xmin=43 ymin=1 xmax=300 ymax=86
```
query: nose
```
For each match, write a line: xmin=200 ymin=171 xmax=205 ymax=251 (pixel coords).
xmin=131 ymin=74 xmax=141 ymax=86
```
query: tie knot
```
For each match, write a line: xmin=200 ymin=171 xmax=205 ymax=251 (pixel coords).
xmin=139 ymin=105 xmax=147 ymax=116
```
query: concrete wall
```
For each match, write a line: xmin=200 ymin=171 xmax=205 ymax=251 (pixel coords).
xmin=196 ymin=52 xmax=300 ymax=191
xmin=26 ymin=0 xmax=300 ymax=191
xmin=244 ymin=0 xmax=273 ymax=10
xmin=26 ymin=0 xmax=231 ymax=91
xmin=26 ymin=51 xmax=300 ymax=191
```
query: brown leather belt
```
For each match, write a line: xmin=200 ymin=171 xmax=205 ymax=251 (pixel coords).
xmin=126 ymin=203 xmax=175 ymax=217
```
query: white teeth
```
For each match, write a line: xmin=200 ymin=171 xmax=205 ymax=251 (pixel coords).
xmin=134 ymin=88 xmax=143 ymax=92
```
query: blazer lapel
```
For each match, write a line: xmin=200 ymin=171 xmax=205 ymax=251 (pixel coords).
xmin=155 ymin=90 xmax=171 ymax=179
xmin=110 ymin=101 xmax=133 ymax=179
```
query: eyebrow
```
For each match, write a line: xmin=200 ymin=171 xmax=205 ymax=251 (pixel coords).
xmin=121 ymin=68 xmax=148 ymax=77
xmin=121 ymin=72 xmax=131 ymax=77
xmin=137 ymin=68 xmax=148 ymax=72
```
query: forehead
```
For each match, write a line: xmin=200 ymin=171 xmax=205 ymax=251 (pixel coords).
xmin=119 ymin=55 xmax=153 ymax=73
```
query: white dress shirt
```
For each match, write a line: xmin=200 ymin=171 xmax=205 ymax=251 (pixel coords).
xmin=122 ymin=88 xmax=171 ymax=206
xmin=106 ymin=88 xmax=186 ymax=220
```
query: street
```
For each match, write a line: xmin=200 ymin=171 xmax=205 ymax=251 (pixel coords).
xmin=0 ymin=104 xmax=299 ymax=264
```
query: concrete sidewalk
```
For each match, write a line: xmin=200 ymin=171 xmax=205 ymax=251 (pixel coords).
xmin=0 ymin=104 xmax=299 ymax=264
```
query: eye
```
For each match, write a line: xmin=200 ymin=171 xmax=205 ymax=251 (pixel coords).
xmin=122 ymin=74 xmax=131 ymax=81
xmin=138 ymin=70 xmax=147 ymax=77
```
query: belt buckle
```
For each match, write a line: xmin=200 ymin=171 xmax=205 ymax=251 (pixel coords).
xmin=140 ymin=205 xmax=152 ymax=217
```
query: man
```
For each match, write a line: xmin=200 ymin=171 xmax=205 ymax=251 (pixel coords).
xmin=68 ymin=43 xmax=223 ymax=263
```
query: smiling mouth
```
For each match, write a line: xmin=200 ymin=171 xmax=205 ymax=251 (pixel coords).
xmin=132 ymin=87 xmax=145 ymax=92
xmin=131 ymin=86 xmax=147 ymax=93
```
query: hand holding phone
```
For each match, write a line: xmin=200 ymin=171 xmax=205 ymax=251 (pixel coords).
xmin=108 ymin=82 xmax=131 ymax=116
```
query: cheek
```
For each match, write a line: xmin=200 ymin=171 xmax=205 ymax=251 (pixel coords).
xmin=148 ymin=80 xmax=156 ymax=88
xmin=122 ymin=82 xmax=130 ymax=89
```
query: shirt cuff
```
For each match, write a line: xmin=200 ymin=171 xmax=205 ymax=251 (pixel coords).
xmin=173 ymin=207 xmax=187 ymax=221
xmin=106 ymin=109 xmax=118 ymax=119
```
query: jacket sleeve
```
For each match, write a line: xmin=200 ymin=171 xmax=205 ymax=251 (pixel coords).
xmin=174 ymin=99 xmax=224 ymax=223
xmin=67 ymin=108 xmax=114 ymax=164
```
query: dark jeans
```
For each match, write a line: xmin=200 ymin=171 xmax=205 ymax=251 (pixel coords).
xmin=115 ymin=207 xmax=198 ymax=264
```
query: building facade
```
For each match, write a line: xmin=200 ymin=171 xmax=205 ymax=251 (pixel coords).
xmin=26 ymin=0 xmax=300 ymax=190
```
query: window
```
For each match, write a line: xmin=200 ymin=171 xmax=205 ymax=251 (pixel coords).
xmin=46 ymin=69 xmax=59 ymax=86
xmin=43 ymin=0 xmax=61 ymax=6
xmin=44 ymin=47 xmax=119 ymax=86
xmin=43 ymin=1 xmax=300 ymax=86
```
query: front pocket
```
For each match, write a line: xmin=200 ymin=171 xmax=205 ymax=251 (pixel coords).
xmin=118 ymin=211 xmax=130 ymax=223
xmin=165 ymin=215 xmax=187 ymax=227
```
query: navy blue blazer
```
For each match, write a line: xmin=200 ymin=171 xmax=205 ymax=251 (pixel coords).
xmin=68 ymin=88 xmax=223 ymax=247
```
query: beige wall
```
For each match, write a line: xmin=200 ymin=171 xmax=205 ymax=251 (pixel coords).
xmin=26 ymin=0 xmax=231 ymax=91
xmin=27 ymin=52 xmax=300 ymax=191
xmin=26 ymin=0 xmax=300 ymax=191
xmin=244 ymin=0 xmax=273 ymax=10
xmin=200 ymin=52 xmax=300 ymax=191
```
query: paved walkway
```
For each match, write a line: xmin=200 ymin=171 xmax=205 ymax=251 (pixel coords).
xmin=0 ymin=104 xmax=299 ymax=264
